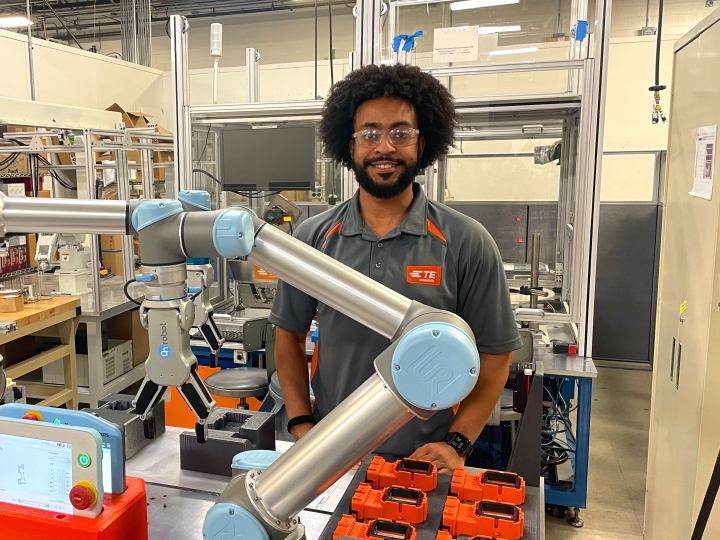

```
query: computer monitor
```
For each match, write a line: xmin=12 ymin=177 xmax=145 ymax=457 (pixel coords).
xmin=221 ymin=125 xmax=316 ymax=192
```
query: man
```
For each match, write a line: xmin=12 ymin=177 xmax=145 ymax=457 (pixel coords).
xmin=269 ymin=64 xmax=522 ymax=473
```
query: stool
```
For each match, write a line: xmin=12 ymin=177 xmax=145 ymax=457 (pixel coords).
xmin=204 ymin=368 xmax=269 ymax=410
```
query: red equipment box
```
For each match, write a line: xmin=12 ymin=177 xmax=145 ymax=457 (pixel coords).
xmin=442 ymin=496 xmax=524 ymax=540
xmin=366 ymin=456 xmax=437 ymax=492
xmin=450 ymin=469 xmax=526 ymax=505
xmin=0 ymin=476 xmax=148 ymax=540
xmin=351 ymin=483 xmax=428 ymax=525
xmin=333 ymin=515 xmax=417 ymax=540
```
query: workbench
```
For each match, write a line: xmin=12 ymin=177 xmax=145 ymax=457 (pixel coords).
xmin=126 ymin=427 xmax=545 ymax=540
xmin=4 ymin=272 xmax=145 ymax=407
xmin=0 ymin=296 xmax=81 ymax=409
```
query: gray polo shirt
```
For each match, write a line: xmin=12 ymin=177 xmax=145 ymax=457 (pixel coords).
xmin=269 ymin=183 xmax=522 ymax=456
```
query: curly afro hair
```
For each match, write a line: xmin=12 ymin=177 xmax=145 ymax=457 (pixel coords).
xmin=318 ymin=64 xmax=458 ymax=170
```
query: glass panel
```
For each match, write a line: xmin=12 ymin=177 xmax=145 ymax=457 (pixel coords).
xmin=182 ymin=11 xmax=354 ymax=104
xmin=600 ymin=153 xmax=657 ymax=202
xmin=442 ymin=120 xmax=574 ymax=318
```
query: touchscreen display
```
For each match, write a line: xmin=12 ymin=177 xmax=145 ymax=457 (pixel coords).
xmin=0 ymin=433 xmax=73 ymax=513
xmin=102 ymin=443 xmax=112 ymax=493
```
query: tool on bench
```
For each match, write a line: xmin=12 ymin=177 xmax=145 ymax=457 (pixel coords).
xmin=351 ymin=483 xmax=428 ymax=525
xmin=366 ymin=457 xmax=438 ymax=492
xmin=450 ymin=469 xmax=526 ymax=505
xmin=334 ymin=515 xmax=417 ymax=540
xmin=442 ymin=497 xmax=524 ymax=540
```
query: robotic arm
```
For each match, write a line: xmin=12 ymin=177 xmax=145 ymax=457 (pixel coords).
xmin=0 ymin=192 xmax=481 ymax=540
xmin=36 ymin=233 xmax=86 ymax=272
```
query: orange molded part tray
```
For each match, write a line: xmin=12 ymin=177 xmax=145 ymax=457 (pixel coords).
xmin=442 ymin=496 xmax=524 ymax=540
xmin=0 ymin=476 xmax=148 ymax=540
xmin=366 ymin=456 xmax=437 ymax=492
xmin=351 ymin=483 xmax=428 ymax=525
xmin=435 ymin=531 xmax=494 ymax=540
xmin=450 ymin=469 xmax=526 ymax=505
xmin=333 ymin=514 xmax=417 ymax=540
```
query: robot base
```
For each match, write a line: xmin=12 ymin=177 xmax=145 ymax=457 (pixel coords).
xmin=0 ymin=476 xmax=148 ymax=540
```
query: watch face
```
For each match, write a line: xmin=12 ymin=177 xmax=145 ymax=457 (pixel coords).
xmin=447 ymin=432 xmax=470 ymax=452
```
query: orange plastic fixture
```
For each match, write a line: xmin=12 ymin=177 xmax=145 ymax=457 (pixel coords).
xmin=333 ymin=515 xmax=417 ymax=540
xmin=450 ymin=469 xmax=526 ymax=505
xmin=435 ymin=531 xmax=494 ymax=540
xmin=442 ymin=496 xmax=524 ymax=540
xmin=351 ymin=483 xmax=428 ymax=525
xmin=366 ymin=456 xmax=437 ymax=492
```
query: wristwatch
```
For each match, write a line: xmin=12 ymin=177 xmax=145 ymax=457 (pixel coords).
xmin=443 ymin=432 xmax=473 ymax=458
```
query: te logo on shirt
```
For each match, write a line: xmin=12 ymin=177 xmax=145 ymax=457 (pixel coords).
xmin=407 ymin=266 xmax=442 ymax=286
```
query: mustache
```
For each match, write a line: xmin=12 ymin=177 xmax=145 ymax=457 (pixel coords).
xmin=363 ymin=155 xmax=407 ymax=167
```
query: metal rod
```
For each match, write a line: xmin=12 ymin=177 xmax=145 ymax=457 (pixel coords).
xmin=0 ymin=195 xmax=128 ymax=235
xmin=42 ymin=0 xmax=84 ymax=49
xmin=213 ymin=59 xmax=219 ymax=104
xmin=530 ymin=233 xmax=540 ymax=310
xmin=249 ymin=220 xmax=412 ymax=340
xmin=423 ymin=59 xmax=585 ymax=77
xmin=252 ymin=374 xmax=414 ymax=520
xmin=26 ymin=0 xmax=35 ymax=101
xmin=170 ymin=15 xmax=192 ymax=192
xmin=246 ymin=48 xmax=259 ymax=103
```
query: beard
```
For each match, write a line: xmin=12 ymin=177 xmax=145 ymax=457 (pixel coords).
xmin=352 ymin=155 xmax=421 ymax=199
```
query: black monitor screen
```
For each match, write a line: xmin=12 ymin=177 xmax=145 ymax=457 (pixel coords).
xmin=221 ymin=125 xmax=316 ymax=191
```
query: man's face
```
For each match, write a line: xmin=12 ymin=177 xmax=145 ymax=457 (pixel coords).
xmin=350 ymin=96 xmax=426 ymax=199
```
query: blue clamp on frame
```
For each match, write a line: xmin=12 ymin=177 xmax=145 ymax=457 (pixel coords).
xmin=572 ymin=20 xmax=588 ymax=42
xmin=393 ymin=30 xmax=423 ymax=53
xmin=0 ymin=403 xmax=126 ymax=494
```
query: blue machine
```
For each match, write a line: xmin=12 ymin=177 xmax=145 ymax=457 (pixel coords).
xmin=0 ymin=404 xmax=125 ymax=494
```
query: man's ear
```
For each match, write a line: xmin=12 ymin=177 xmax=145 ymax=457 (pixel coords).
xmin=418 ymin=136 xmax=426 ymax=159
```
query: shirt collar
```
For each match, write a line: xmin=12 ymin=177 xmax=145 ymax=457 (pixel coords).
xmin=341 ymin=182 xmax=428 ymax=239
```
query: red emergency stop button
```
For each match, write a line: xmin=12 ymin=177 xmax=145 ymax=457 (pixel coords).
xmin=22 ymin=410 xmax=42 ymax=421
xmin=69 ymin=481 xmax=98 ymax=510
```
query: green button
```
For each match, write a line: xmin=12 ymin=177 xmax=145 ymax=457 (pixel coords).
xmin=78 ymin=453 xmax=91 ymax=468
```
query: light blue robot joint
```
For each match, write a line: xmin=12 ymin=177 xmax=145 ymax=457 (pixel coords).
xmin=391 ymin=322 xmax=479 ymax=410
xmin=212 ymin=209 xmax=255 ymax=258
xmin=179 ymin=190 xmax=212 ymax=211
xmin=132 ymin=200 xmax=183 ymax=231
xmin=203 ymin=503 xmax=270 ymax=540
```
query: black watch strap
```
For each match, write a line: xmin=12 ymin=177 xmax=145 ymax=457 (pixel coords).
xmin=443 ymin=432 xmax=473 ymax=458
xmin=287 ymin=415 xmax=317 ymax=433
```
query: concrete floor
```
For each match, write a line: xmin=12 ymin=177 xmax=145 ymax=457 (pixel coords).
xmin=545 ymin=361 xmax=653 ymax=540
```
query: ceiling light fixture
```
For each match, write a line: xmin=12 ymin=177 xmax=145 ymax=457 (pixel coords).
xmin=450 ymin=0 xmax=519 ymax=12
xmin=489 ymin=46 xmax=538 ymax=56
xmin=0 ymin=16 xmax=33 ymax=29
xmin=478 ymin=25 xmax=522 ymax=35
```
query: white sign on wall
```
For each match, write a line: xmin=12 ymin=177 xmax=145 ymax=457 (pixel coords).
xmin=433 ymin=26 xmax=479 ymax=63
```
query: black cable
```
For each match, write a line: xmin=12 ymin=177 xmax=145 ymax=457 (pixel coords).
xmin=288 ymin=221 xmax=294 ymax=235
xmin=196 ymin=124 xmax=212 ymax=164
xmin=123 ymin=279 xmax=144 ymax=306
xmin=233 ymin=190 xmax=282 ymax=199
xmin=328 ymin=0 xmax=334 ymax=86
xmin=654 ymin=0 xmax=663 ymax=88
xmin=193 ymin=168 xmax=221 ymax=185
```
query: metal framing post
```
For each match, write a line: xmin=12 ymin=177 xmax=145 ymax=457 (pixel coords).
xmin=423 ymin=164 xmax=436 ymax=201
xmin=114 ymin=125 xmax=136 ymax=281
xmin=246 ymin=48 xmax=260 ymax=104
xmin=26 ymin=0 xmax=35 ymax=101
xmin=81 ymin=132 xmax=103 ymax=315
xmin=170 ymin=15 xmax=192 ymax=193
xmin=354 ymin=0 xmax=382 ymax=68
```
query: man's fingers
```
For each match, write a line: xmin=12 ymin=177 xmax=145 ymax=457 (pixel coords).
xmin=438 ymin=467 xmax=453 ymax=475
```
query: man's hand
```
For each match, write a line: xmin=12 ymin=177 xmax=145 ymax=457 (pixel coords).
xmin=290 ymin=422 xmax=314 ymax=441
xmin=410 ymin=442 xmax=465 ymax=475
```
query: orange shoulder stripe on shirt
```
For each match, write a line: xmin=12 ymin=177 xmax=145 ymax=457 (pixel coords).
xmin=426 ymin=219 xmax=447 ymax=242
xmin=321 ymin=221 xmax=343 ymax=249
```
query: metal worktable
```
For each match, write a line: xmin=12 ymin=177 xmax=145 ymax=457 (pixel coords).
xmin=127 ymin=427 xmax=544 ymax=539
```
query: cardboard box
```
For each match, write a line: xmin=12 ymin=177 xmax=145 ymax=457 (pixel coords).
xmin=133 ymin=238 xmax=141 ymax=258
xmin=100 ymin=235 xmax=123 ymax=251
xmin=27 ymin=234 xmax=37 ymax=267
xmin=107 ymin=309 xmax=149 ymax=367
xmin=0 ymin=154 xmax=29 ymax=175
xmin=106 ymin=103 xmax=152 ymax=130
xmin=101 ymin=250 xmax=124 ymax=277
xmin=42 ymin=339 xmax=132 ymax=387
